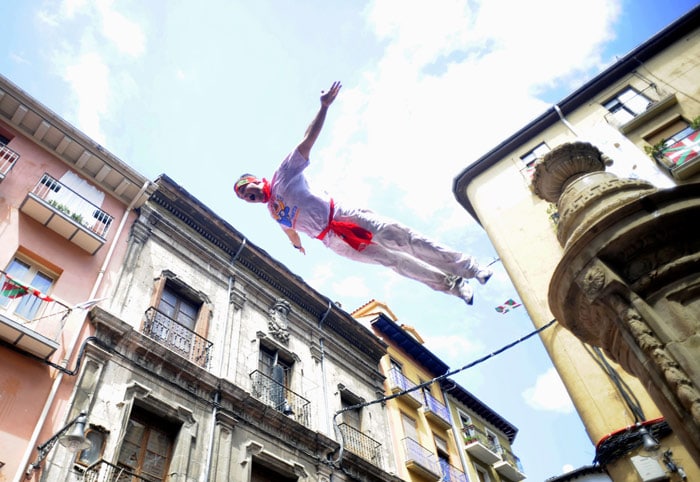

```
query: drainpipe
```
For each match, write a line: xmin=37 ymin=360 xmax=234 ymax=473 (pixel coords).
xmin=442 ymin=384 xmax=471 ymax=480
xmin=200 ymin=239 xmax=246 ymax=482
xmin=200 ymin=390 xmax=221 ymax=482
xmin=318 ymin=302 xmax=333 ymax=436
xmin=14 ymin=180 xmax=151 ymax=482
xmin=554 ymin=104 xmax=579 ymax=137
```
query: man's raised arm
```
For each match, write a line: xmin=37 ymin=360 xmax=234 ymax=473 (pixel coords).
xmin=297 ymin=81 xmax=342 ymax=160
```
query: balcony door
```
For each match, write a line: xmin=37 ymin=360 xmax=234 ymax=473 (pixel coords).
xmin=1 ymin=258 xmax=54 ymax=320
xmin=156 ymin=285 xmax=198 ymax=356
xmin=117 ymin=406 xmax=177 ymax=481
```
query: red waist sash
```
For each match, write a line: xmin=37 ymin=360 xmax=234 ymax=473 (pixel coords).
xmin=316 ymin=199 xmax=373 ymax=252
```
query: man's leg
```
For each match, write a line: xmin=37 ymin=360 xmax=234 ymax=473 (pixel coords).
xmin=326 ymin=235 xmax=476 ymax=305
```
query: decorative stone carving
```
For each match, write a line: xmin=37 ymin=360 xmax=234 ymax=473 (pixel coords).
xmin=581 ymin=266 xmax=606 ymax=300
xmin=268 ymin=299 xmax=291 ymax=345
xmin=535 ymin=140 xmax=700 ymax=464
xmin=532 ymin=141 xmax=606 ymax=203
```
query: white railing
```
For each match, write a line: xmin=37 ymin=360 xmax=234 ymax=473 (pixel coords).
xmin=0 ymin=143 xmax=19 ymax=177
xmin=30 ymin=173 xmax=114 ymax=238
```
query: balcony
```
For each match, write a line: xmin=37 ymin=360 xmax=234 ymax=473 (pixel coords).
xmin=82 ymin=459 xmax=150 ymax=482
xmin=337 ymin=422 xmax=384 ymax=467
xmin=655 ymin=127 xmax=700 ymax=180
xmin=495 ymin=448 xmax=526 ymax=481
xmin=439 ymin=459 xmax=468 ymax=482
xmin=462 ymin=425 xmax=501 ymax=464
xmin=402 ymin=437 xmax=441 ymax=481
xmin=20 ymin=173 xmax=114 ymax=254
xmin=603 ymin=85 xmax=676 ymax=134
xmin=0 ymin=142 xmax=19 ymax=182
xmin=249 ymin=369 xmax=310 ymax=427
xmin=143 ymin=307 xmax=213 ymax=369
xmin=0 ymin=270 xmax=71 ymax=359
xmin=423 ymin=391 xmax=452 ymax=430
xmin=387 ymin=367 xmax=423 ymax=408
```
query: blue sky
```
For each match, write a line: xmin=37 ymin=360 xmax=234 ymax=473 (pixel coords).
xmin=2 ymin=1 xmax=697 ymax=480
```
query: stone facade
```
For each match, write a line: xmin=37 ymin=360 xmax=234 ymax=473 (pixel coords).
xmin=535 ymin=141 xmax=700 ymax=464
xmin=46 ymin=175 xmax=402 ymax=481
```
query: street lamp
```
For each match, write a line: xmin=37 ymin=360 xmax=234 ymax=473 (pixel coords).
xmin=25 ymin=411 xmax=91 ymax=479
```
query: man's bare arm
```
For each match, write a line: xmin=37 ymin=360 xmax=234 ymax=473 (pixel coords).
xmin=297 ymin=81 xmax=342 ymax=160
xmin=284 ymin=228 xmax=306 ymax=254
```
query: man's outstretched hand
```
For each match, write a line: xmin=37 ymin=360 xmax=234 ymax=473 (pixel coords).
xmin=321 ymin=81 xmax=342 ymax=107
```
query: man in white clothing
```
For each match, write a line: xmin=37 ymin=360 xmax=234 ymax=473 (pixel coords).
xmin=235 ymin=81 xmax=491 ymax=305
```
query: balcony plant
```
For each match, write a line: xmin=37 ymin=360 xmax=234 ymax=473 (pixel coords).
xmin=47 ymin=199 xmax=85 ymax=226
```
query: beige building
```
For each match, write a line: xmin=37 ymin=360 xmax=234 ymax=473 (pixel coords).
xmin=53 ymin=174 xmax=403 ymax=482
xmin=353 ymin=300 xmax=525 ymax=482
xmin=453 ymin=5 xmax=700 ymax=481
xmin=0 ymin=73 xmax=152 ymax=482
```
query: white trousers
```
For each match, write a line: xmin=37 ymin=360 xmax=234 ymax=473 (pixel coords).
xmin=321 ymin=205 xmax=478 ymax=294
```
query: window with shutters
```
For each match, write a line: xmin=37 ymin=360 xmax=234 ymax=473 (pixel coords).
xmin=143 ymin=273 xmax=213 ymax=368
xmin=116 ymin=406 xmax=178 ymax=481
xmin=250 ymin=461 xmax=297 ymax=482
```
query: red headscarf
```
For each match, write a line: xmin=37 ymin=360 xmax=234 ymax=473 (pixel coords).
xmin=235 ymin=175 xmax=271 ymax=203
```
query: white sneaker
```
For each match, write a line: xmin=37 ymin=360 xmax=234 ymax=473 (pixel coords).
xmin=456 ymin=279 xmax=474 ymax=306
xmin=475 ymin=268 xmax=493 ymax=285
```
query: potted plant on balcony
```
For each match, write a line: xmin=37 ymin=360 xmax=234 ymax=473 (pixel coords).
xmin=462 ymin=425 xmax=477 ymax=444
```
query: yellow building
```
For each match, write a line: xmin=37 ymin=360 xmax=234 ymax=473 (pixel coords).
xmin=452 ymin=5 xmax=699 ymax=481
xmin=353 ymin=300 xmax=525 ymax=482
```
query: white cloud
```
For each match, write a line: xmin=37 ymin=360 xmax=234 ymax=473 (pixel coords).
xmin=97 ymin=0 xmax=146 ymax=58
xmin=61 ymin=52 xmax=110 ymax=143
xmin=332 ymin=275 xmax=372 ymax=299
xmin=522 ymin=367 xmax=575 ymax=414
xmin=319 ymin=0 xmax=622 ymax=228
xmin=39 ymin=0 xmax=147 ymax=143
xmin=424 ymin=333 xmax=482 ymax=361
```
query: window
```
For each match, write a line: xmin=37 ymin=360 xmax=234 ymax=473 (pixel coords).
xmin=341 ymin=392 xmax=362 ymax=430
xmin=156 ymin=285 xmax=199 ymax=353
xmin=0 ymin=133 xmax=10 ymax=145
xmin=435 ymin=433 xmax=453 ymax=479
xmin=520 ymin=142 xmax=550 ymax=182
xmin=251 ymin=461 xmax=297 ymax=482
xmin=75 ymin=427 xmax=107 ymax=467
xmin=475 ymin=464 xmax=491 ymax=482
xmin=258 ymin=344 xmax=294 ymax=412
xmin=146 ymin=275 xmax=212 ymax=367
xmin=401 ymin=412 xmax=419 ymax=442
xmin=1 ymin=258 xmax=55 ymax=320
xmin=458 ymin=411 xmax=472 ymax=429
xmin=117 ymin=406 xmax=178 ymax=481
xmin=485 ymin=428 xmax=501 ymax=453
xmin=604 ymin=87 xmax=652 ymax=126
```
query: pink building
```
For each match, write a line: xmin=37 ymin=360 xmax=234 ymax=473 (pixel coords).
xmin=0 ymin=74 xmax=153 ymax=481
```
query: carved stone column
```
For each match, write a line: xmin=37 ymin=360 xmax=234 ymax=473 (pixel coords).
xmin=533 ymin=141 xmax=700 ymax=464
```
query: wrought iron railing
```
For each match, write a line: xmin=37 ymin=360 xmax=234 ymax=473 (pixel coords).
xmin=500 ymin=447 xmax=525 ymax=473
xmin=249 ymin=369 xmax=310 ymax=427
xmin=0 ymin=143 xmax=19 ymax=177
xmin=423 ymin=390 xmax=451 ymax=424
xmin=337 ymin=422 xmax=383 ymax=466
xmin=82 ymin=459 xmax=151 ymax=482
xmin=387 ymin=367 xmax=423 ymax=406
xmin=143 ymin=307 xmax=213 ymax=369
xmin=439 ymin=458 xmax=468 ymax=482
xmin=0 ymin=269 xmax=71 ymax=340
xmin=462 ymin=424 xmax=500 ymax=453
xmin=30 ymin=173 xmax=114 ymax=238
xmin=402 ymin=437 xmax=440 ymax=475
